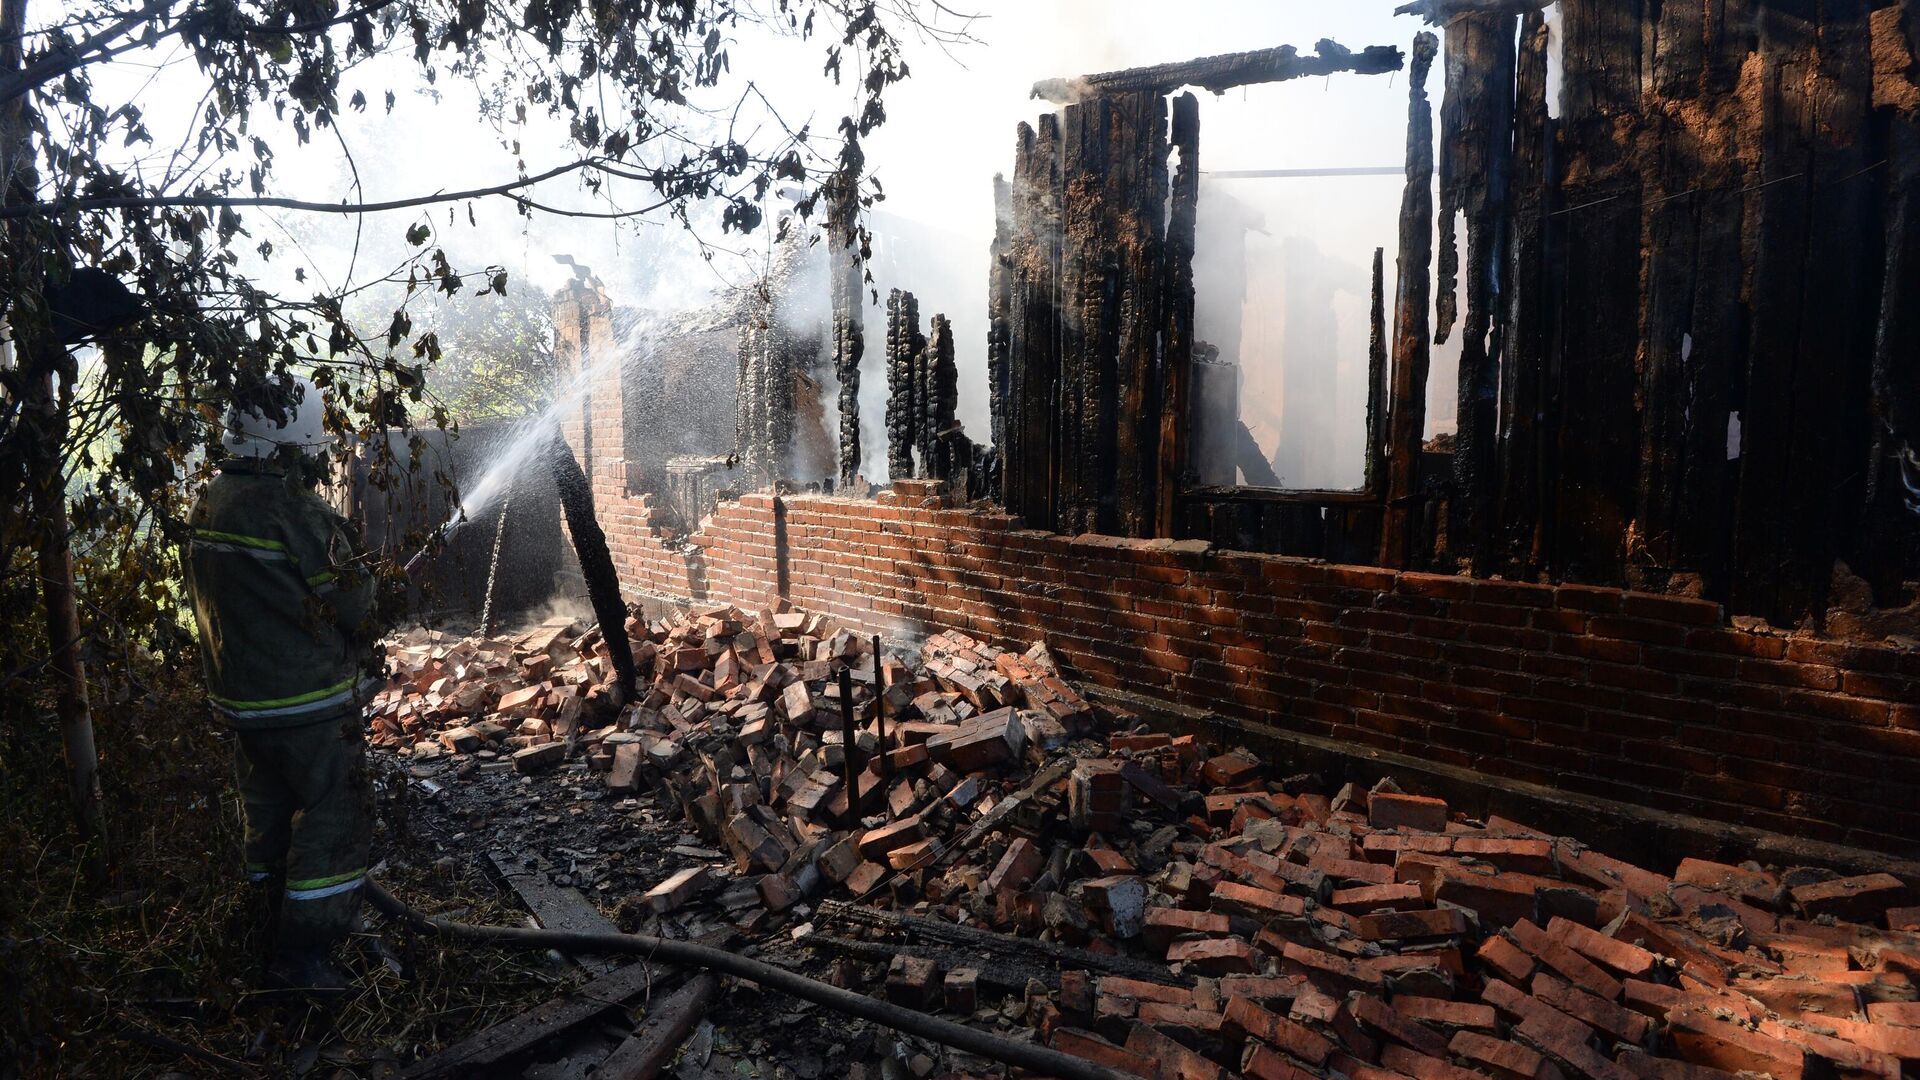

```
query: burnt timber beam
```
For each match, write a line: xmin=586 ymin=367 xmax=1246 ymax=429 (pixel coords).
xmin=1031 ymin=39 xmax=1403 ymax=104
xmin=1155 ymin=92 xmax=1200 ymax=539
xmin=1496 ymin=12 xmax=1553 ymax=575
xmin=1378 ymin=33 xmax=1440 ymax=568
xmin=1396 ymin=0 xmax=1551 ymax=24
xmin=1441 ymin=10 xmax=1517 ymax=577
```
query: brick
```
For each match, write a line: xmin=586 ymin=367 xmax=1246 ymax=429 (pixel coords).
xmin=1820 ymin=1014 xmax=1920 ymax=1062
xmin=1509 ymin=919 xmax=1625 ymax=1001
xmin=1124 ymin=1021 xmax=1226 ymax=1080
xmin=1479 ymin=931 xmax=1540 ymax=985
xmin=1621 ymin=980 xmax=1760 ymax=1023
xmin=1138 ymin=1001 xmax=1226 ymax=1042
xmin=925 ymin=707 xmax=1026 ymax=771
xmin=1281 ymin=942 xmax=1385 ymax=992
xmin=1391 ymin=996 xmax=1497 ymax=1033
xmin=1886 ymin=906 xmax=1920 ymax=932
xmin=1355 ymin=906 xmax=1469 ymax=942
xmin=1210 ymin=881 xmax=1306 ymax=923
xmin=1084 ymin=875 xmax=1148 ymax=938
xmin=1450 ymin=1031 xmax=1559 ymax=1080
xmin=1225 ymin=995 xmax=1335 ymax=1065
xmin=1332 ymin=882 xmax=1427 ymax=913
xmin=985 ymin=837 xmax=1042 ymax=897
xmin=642 ymin=865 xmax=712 ymax=913
xmin=1866 ymin=1001 xmax=1920 ymax=1027
xmin=1380 ymin=1043 xmax=1485 ymax=1080
xmin=886 ymin=953 xmax=941 ymax=1010
xmin=1547 ymin=915 xmax=1657 ymax=977
xmin=1451 ymin=837 xmax=1557 ymax=874
xmin=1514 ymin=1011 xmax=1636 ymax=1080
xmin=941 ymin=967 xmax=978 ymax=1013
xmin=1241 ymin=1041 xmax=1320 ymax=1080
xmin=1790 ymin=874 xmax=1908 ymax=923
xmin=1734 ymin=975 xmax=1861 ymax=1021
xmin=1348 ymin=992 xmax=1450 ymax=1058
xmin=511 ymin=741 xmax=566 ymax=774
xmin=857 ymin=814 xmax=925 ymax=860
xmin=1370 ymin=791 xmax=1450 ymax=832
xmin=1168 ymin=936 xmax=1259 ymax=976
xmin=1674 ymin=858 xmax=1784 ymax=909
xmin=1218 ymin=974 xmax=1308 ymax=1006
xmin=1142 ymin=907 xmax=1233 ymax=955
xmin=1758 ymin=1018 xmax=1902 ymax=1080
xmin=1051 ymin=1027 xmax=1156 ymax=1079
xmin=1614 ymin=1048 xmax=1743 ymax=1080
xmin=1665 ymin=1006 xmax=1815 ymax=1080
xmin=1531 ymin=971 xmax=1652 ymax=1046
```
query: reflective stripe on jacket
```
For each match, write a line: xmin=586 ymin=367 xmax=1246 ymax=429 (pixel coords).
xmin=184 ymin=458 xmax=375 ymax=729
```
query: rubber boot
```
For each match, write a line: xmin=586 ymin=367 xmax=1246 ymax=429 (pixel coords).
xmin=260 ymin=889 xmax=360 ymax=1001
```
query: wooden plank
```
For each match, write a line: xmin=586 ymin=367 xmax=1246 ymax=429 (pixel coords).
xmin=1862 ymin=5 xmax=1920 ymax=594
xmin=1731 ymin=2 xmax=1874 ymax=624
xmin=1111 ymin=89 xmax=1168 ymax=538
xmin=1496 ymin=11 xmax=1553 ymax=576
xmin=987 ymin=173 xmax=1012 ymax=462
xmin=1365 ymin=246 xmax=1389 ymax=498
xmin=1379 ymin=32 xmax=1440 ymax=568
xmin=1635 ymin=0 xmax=1748 ymax=590
xmin=1549 ymin=0 xmax=1644 ymax=584
xmin=488 ymin=850 xmax=626 ymax=976
xmin=400 ymin=962 xmax=661 ymax=1078
xmin=1441 ymin=11 xmax=1517 ymax=577
xmin=1155 ymin=92 xmax=1201 ymax=539
xmin=593 ymin=972 xmax=723 ymax=1080
xmin=1032 ymin=41 xmax=1404 ymax=102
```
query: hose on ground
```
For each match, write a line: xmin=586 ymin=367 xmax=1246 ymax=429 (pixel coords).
xmin=363 ymin=879 xmax=1135 ymax=1080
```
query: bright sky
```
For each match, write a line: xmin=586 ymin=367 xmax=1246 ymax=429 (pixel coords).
xmin=68 ymin=0 xmax=1488 ymax=482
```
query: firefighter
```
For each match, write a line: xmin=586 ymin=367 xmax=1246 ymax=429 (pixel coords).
xmin=183 ymin=374 xmax=377 ymax=996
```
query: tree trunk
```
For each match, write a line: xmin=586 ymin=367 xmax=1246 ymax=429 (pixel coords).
xmin=2 ymin=0 xmax=109 ymax=885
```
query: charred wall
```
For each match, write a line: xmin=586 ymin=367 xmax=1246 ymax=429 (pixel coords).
xmin=994 ymin=9 xmax=1920 ymax=632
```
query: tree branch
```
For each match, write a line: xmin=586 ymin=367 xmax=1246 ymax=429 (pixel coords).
xmin=0 ymin=154 xmax=613 ymax=218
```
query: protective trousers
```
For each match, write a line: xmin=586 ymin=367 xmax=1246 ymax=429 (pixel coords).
xmin=235 ymin=711 xmax=373 ymax=953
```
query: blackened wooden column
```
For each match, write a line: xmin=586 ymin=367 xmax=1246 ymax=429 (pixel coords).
xmin=1379 ymin=32 xmax=1439 ymax=568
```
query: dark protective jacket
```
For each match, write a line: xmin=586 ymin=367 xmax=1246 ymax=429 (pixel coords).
xmin=184 ymin=457 xmax=376 ymax=729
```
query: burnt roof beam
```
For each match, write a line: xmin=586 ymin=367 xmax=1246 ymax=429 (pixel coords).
xmin=1031 ymin=39 xmax=1404 ymax=105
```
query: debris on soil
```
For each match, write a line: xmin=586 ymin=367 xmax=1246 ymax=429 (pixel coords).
xmin=375 ymin=604 xmax=1920 ymax=1080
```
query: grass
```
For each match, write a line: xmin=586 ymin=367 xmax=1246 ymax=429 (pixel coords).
xmin=1 ymin=667 xmax=565 ymax=1079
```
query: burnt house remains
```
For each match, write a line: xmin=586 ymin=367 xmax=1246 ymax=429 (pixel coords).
xmin=553 ymin=5 xmax=1920 ymax=855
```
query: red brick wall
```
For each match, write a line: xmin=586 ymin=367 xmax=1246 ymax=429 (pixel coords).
xmin=553 ymin=286 xmax=1920 ymax=856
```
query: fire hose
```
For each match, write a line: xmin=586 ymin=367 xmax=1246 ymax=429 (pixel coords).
xmin=362 ymin=879 xmax=1134 ymax=1080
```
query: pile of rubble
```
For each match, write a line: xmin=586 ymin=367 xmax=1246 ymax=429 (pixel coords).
xmin=376 ymin=606 xmax=1920 ymax=1080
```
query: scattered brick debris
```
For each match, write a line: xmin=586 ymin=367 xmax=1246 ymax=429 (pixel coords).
xmin=376 ymin=605 xmax=1920 ymax=1080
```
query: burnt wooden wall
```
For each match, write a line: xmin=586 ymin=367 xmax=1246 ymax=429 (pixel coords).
xmin=1424 ymin=0 xmax=1920 ymax=629
xmin=993 ymin=8 xmax=1920 ymax=630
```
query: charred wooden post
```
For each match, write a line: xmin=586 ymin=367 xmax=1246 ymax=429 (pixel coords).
xmin=1365 ymin=247 xmax=1389 ymax=496
xmin=1440 ymin=10 xmax=1517 ymax=576
xmin=1031 ymin=40 xmax=1402 ymax=102
xmin=923 ymin=314 xmax=959 ymax=480
xmin=1156 ymin=92 xmax=1200 ymax=537
xmin=1550 ymin=0 xmax=1643 ymax=584
xmin=1863 ymin=6 xmax=1920 ymax=594
xmin=1005 ymin=116 xmax=1063 ymax=530
xmin=544 ymin=432 xmax=637 ymax=702
xmin=1731 ymin=2 xmax=1874 ymax=625
xmin=885 ymin=288 xmax=923 ymax=480
xmin=1111 ymin=91 xmax=1170 ymax=538
xmin=1496 ymin=11 xmax=1554 ymax=575
xmin=827 ymin=167 xmax=865 ymax=490
xmin=1379 ymin=33 xmax=1440 ymax=568
xmin=987 ymin=175 xmax=1013 ymax=462
xmin=1632 ymin=0 xmax=1748 ymax=589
